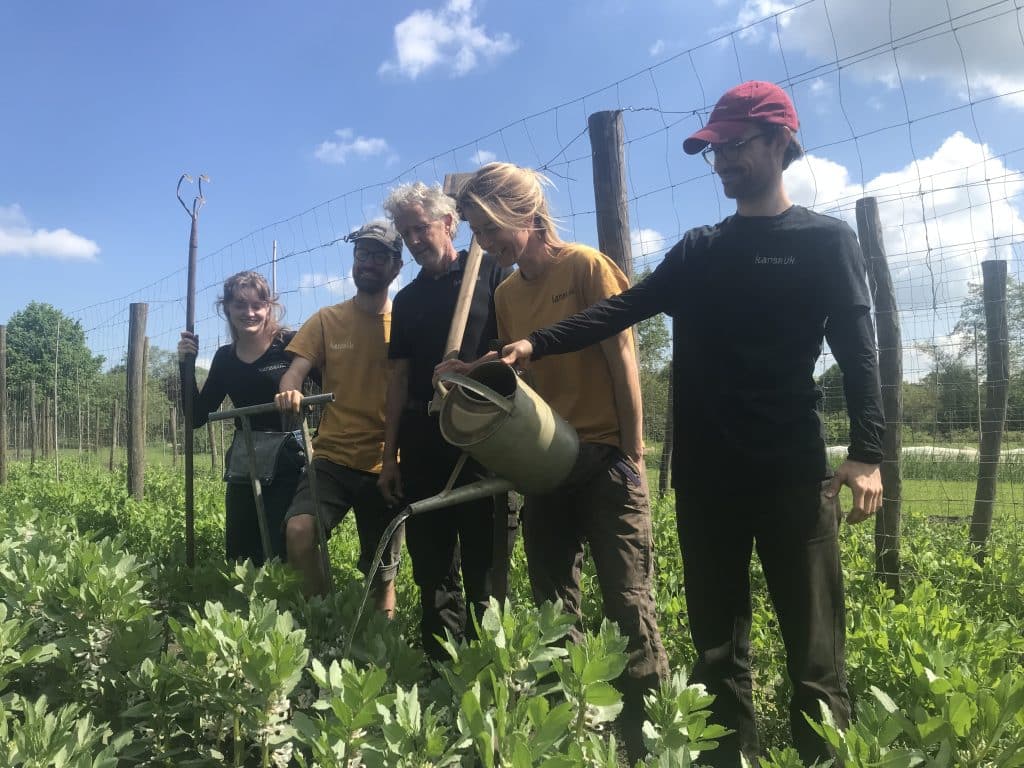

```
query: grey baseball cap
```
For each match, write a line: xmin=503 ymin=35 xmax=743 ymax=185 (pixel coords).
xmin=345 ymin=220 xmax=403 ymax=257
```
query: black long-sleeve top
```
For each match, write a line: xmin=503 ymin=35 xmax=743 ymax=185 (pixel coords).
xmin=528 ymin=206 xmax=885 ymax=487
xmin=180 ymin=332 xmax=296 ymax=431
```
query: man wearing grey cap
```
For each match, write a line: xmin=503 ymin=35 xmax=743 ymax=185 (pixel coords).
xmin=276 ymin=220 xmax=406 ymax=613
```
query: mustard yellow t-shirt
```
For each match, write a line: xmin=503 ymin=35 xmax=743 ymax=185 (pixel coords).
xmin=495 ymin=243 xmax=631 ymax=447
xmin=287 ymin=300 xmax=390 ymax=473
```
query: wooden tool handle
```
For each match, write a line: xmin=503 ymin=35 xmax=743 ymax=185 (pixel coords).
xmin=442 ymin=238 xmax=484 ymax=361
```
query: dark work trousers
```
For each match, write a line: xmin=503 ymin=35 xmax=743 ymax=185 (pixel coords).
xmin=399 ymin=410 xmax=495 ymax=662
xmin=675 ymin=478 xmax=850 ymax=767
xmin=224 ymin=470 xmax=299 ymax=566
xmin=522 ymin=443 xmax=669 ymax=762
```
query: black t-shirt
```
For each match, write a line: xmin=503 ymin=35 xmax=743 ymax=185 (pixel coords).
xmin=181 ymin=331 xmax=297 ymax=431
xmin=528 ymin=206 xmax=885 ymax=485
xmin=389 ymin=250 xmax=509 ymax=406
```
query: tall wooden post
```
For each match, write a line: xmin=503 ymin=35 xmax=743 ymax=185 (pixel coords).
xmin=856 ymin=197 xmax=903 ymax=597
xmin=0 ymin=325 xmax=7 ymax=485
xmin=126 ymin=303 xmax=148 ymax=500
xmin=970 ymin=260 xmax=1010 ymax=563
xmin=588 ymin=110 xmax=635 ymax=281
xmin=178 ymin=174 xmax=207 ymax=569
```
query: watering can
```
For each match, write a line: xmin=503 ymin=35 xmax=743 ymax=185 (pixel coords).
xmin=437 ymin=361 xmax=579 ymax=495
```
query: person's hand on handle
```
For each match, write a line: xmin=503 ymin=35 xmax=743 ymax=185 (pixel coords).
xmin=826 ymin=459 xmax=883 ymax=524
xmin=177 ymin=331 xmax=199 ymax=362
xmin=499 ymin=339 xmax=534 ymax=368
xmin=377 ymin=458 xmax=404 ymax=506
xmin=433 ymin=353 xmax=497 ymax=384
xmin=275 ymin=390 xmax=304 ymax=413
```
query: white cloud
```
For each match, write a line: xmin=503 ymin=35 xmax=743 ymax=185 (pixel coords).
xmin=736 ymin=0 xmax=1024 ymax=108
xmin=786 ymin=131 xmax=1024 ymax=314
xmin=379 ymin=0 xmax=517 ymax=79
xmin=470 ymin=149 xmax=496 ymax=165
xmin=649 ymin=39 xmax=665 ymax=57
xmin=631 ymin=227 xmax=669 ymax=258
xmin=0 ymin=203 xmax=100 ymax=261
xmin=314 ymin=129 xmax=396 ymax=165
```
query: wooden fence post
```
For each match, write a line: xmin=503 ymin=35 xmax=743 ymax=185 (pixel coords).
xmin=588 ymin=110 xmax=635 ymax=281
xmin=856 ymin=197 xmax=903 ymax=597
xmin=126 ymin=303 xmax=148 ymax=500
xmin=970 ymin=260 xmax=1010 ymax=563
xmin=0 ymin=325 xmax=7 ymax=485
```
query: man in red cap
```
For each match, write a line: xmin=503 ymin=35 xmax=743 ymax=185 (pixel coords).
xmin=495 ymin=80 xmax=885 ymax=766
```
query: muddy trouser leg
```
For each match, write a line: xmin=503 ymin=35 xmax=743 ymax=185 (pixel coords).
xmin=579 ymin=446 xmax=669 ymax=764
xmin=675 ymin=484 xmax=757 ymax=768
xmin=755 ymin=480 xmax=849 ymax=766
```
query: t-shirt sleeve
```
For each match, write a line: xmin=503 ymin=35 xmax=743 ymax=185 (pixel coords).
xmin=388 ymin=293 xmax=414 ymax=361
xmin=286 ymin=312 xmax=326 ymax=368
xmin=580 ymin=251 xmax=631 ymax=306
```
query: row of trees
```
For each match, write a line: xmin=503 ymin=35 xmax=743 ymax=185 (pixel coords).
xmin=1 ymin=302 xmax=219 ymax=460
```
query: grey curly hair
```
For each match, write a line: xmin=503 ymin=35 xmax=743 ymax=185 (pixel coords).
xmin=383 ymin=182 xmax=460 ymax=239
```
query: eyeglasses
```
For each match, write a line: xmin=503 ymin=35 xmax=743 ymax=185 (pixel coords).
xmin=354 ymin=248 xmax=398 ymax=265
xmin=701 ymin=132 xmax=770 ymax=166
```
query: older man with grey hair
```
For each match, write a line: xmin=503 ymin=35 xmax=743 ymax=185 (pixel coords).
xmin=379 ymin=182 xmax=512 ymax=661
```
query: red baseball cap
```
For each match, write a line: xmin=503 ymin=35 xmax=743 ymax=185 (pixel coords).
xmin=683 ymin=80 xmax=799 ymax=155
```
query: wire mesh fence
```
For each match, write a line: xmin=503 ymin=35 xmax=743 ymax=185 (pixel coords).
xmin=1 ymin=0 xmax=1022 ymax=594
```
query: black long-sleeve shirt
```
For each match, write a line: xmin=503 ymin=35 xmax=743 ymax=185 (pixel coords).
xmin=528 ymin=206 xmax=885 ymax=486
xmin=180 ymin=332 xmax=297 ymax=431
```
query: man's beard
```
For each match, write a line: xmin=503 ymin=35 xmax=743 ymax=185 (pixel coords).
xmin=353 ymin=271 xmax=392 ymax=293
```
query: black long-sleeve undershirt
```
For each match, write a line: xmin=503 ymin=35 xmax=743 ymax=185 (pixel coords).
xmin=528 ymin=207 xmax=885 ymax=484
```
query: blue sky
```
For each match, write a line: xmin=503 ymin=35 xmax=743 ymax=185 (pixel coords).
xmin=2 ymin=0 xmax=1022 ymax=378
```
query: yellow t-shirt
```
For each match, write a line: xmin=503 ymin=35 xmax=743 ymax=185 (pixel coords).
xmin=287 ymin=300 xmax=390 ymax=473
xmin=495 ymin=243 xmax=631 ymax=447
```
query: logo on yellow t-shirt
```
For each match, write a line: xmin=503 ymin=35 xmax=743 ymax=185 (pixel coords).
xmin=551 ymin=288 xmax=576 ymax=304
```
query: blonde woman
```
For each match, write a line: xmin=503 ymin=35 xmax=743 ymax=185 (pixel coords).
xmin=438 ymin=162 xmax=668 ymax=762
xmin=178 ymin=270 xmax=304 ymax=564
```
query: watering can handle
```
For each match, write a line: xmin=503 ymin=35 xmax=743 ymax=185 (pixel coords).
xmin=436 ymin=372 xmax=515 ymax=415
